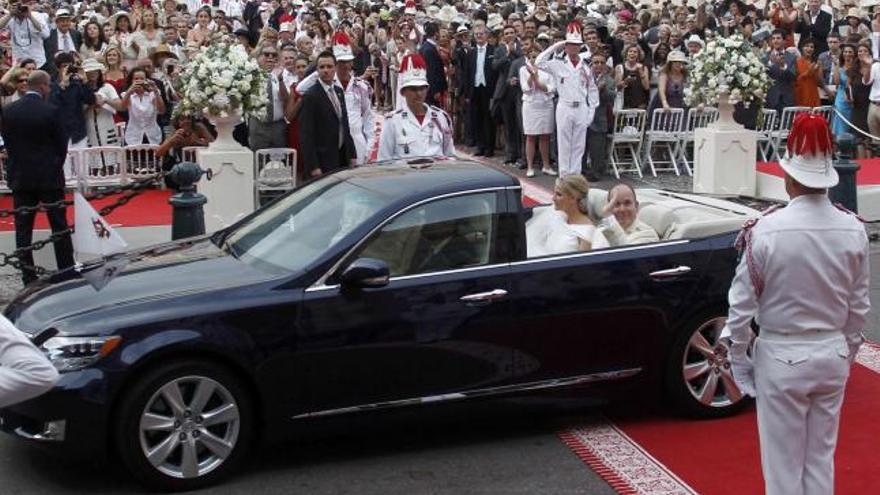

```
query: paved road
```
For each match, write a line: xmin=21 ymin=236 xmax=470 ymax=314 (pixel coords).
xmin=0 ymin=399 xmax=617 ymax=494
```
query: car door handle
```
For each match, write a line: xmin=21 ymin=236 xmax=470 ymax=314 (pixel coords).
xmin=649 ymin=266 xmax=692 ymax=281
xmin=460 ymin=289 xmax=508 ymax=305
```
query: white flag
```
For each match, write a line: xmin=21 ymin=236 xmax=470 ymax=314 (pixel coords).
xmin=72 ymin=191 xmax=128 ymax=260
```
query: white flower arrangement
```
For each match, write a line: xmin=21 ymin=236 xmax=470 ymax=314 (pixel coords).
xmin=684 ymin=34 xmax=771 ymax=108
xmin=176 ymin=42 xmax=267 ymax=120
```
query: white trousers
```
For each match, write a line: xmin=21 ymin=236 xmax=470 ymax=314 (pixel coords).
xmin=755 ymin=334 xmax=851 ymax=495
xmin=351 ymin=131 xmax=368 ymax=165
xmin=555 ymin=104 xmax=590 ymax=178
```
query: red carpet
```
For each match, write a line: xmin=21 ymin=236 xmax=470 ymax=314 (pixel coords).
xmin=0 ymin=190 xmax=173 ymax=232
xmin=758 ymin=158 xmax=880 ymax=186
xmin=559 ymin=342 xmax=880 ymax=494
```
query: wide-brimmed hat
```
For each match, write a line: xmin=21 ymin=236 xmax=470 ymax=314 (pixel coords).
xmin=398 ymin=53 xmax=428 ymax=92
xmin=81 ymin=58 xmax=106 ymax=73
xmin=779 ymin=114 xmax=838 ymax=189
xmin=486 ymin=13 xmax=504 ymax=31
xmin=55 ymin=8 xmax=72 ymax=19
xmin=150 ymin=44 xmax=177 ymax=66
xmin=846 ymin=7 xmax=863 ymax=20
xmin=667 ymin=50 xmax=688 ymax=64
xmin=111 ymin=12 xmax=132 ymax=26
xmin=685 ymin=34 xmax=705 ymax=48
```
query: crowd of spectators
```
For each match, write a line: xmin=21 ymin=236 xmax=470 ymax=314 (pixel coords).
xmin=1 ymin=0 xmax=880 ymax=180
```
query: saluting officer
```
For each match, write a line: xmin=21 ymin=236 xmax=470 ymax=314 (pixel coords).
xmin=535 ymin=21 xmax=598 ymax=178
xmin=377 ymin=53 xmax=455 ymax=162
xmin=724 ymin=114 xmax=870 ymax=495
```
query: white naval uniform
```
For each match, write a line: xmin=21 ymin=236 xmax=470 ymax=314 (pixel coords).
xmin=725 ymin=194 xmax=870 ymax=495
xmin=296 ymin=72 xmax=375 ymax=165
xmin=376 ymin=103 xmax=455 ymax=161
xmin=536 ymin=41 xmax=599 ymax=178
xmin=0 ymin=315 xmax=59 ymax=408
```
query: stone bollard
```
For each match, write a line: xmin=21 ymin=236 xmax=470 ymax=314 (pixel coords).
xmin=168 ymin=162 xmax=207 ymax=240
xmin=830 ymin=133 xmax=860 ymax=213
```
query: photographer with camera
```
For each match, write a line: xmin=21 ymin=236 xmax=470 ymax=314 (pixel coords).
xmin=120 ymin=66 xmax=166 ymax=145
xmin=50 ymin=52 xmax=98 ymax=153
xmin=0 ymin=0 xmax=50 ymax=69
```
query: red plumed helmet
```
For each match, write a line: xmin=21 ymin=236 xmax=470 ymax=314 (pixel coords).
xmin=787 ymin=113 xmax=833 ymax=158
xmin=565 ymin=21 xmax=584 ymax=44
xmin=398 ymin=53 xmax=428 ymax=92
xmin=332 ymin=30 xmax=354 ymax=61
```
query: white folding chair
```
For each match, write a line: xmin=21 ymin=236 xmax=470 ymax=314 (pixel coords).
xmin=254 ymin=148 xmax=298 ymax=208
xmin=181 ymin=146 xmax=206 ymax=164
xmin=811 ymin=105 xmax=833 ymax=125
xmin=81 ymin=146 xmax=127 ymax=188
xmin=123 ymin=144 xmax=162 ymax=182
xmin=644 ymin=108 xmax=685 ymax=176
xmin=771 ymin=106 xmax=811 ymax=160
xmin=115 ymin=122 xmax=127 ymax=145
xmin=0 ymin=153 xmax=9 ymax=193
xmin=677 ymin=107 xmax=719 ymax=176
xmin=610 ymin=109 xmax=647 ymax=179
xmin=64 ymin=149 xmax=83 ymax=188
xmin=757 ymin=109 xmax=778 ymax=162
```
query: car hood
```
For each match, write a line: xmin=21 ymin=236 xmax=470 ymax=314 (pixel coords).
xmin=6 ymin=236 xmax=281 ymax=334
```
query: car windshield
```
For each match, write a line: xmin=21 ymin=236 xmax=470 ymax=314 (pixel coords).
xmin=221 ymin=176 xmax=387 ymax=273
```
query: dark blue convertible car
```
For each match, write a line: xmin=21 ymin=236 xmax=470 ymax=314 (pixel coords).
xmin=0 ymin=160 xmax=759 ymax=490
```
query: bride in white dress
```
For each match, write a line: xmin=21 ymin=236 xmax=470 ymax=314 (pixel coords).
xmin=526 ymin=175 xmax=609 ymax=257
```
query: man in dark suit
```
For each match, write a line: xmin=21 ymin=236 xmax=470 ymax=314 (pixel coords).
xmin=463 ymin=24 xmax=497 ymax=157
xmin=492 ymin=25 xmax=523 ymax=167
xmin=0 ymin=70 xmax=75 ymax=285
xmin=796 ymin=0 xmax=832 ymax=55
xmin=763 ymin=30 xmax=797 ymax=116
xmin=42 ymin=9 xmax=81 ymax=75
xmin=299 ymin=51 xmax=356 ymax=178
xmin=419 ymin=21 xmax=447 ymax=107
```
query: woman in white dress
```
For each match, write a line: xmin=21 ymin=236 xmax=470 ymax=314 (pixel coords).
xmin=78 ymin=21 xmax=108 ymax=61
xmin=83 ymin=58 xmax=124 ymax=147
xmin=130 ymin=8 xmax=165 ymax=60
xmin=121 ymin=67 xmax=166 ymax=145
xmin=526 ymin=175 xmax=609 ymax=257
xmin=519 ymin=44 xmax=556 ymax=178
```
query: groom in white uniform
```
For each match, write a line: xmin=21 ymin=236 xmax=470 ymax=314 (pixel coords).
xmin=724 ymin=114 xmax=870 ymax=495
xmin=535 ymin=21 xmax=598 ymax=178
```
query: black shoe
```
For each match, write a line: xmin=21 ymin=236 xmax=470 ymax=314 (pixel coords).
xmin=516 ymin=162 xmax=527 ymax=170
xmin=584 ymin=172 xmax=601 ymax=182
xmin=474 ymin=151 xmax=486 ymax=157
xmin=484 ymin=152 xmax=495 ymax=158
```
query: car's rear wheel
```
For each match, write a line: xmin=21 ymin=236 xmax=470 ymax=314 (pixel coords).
xmin=665 ymin=315 xmax=749 ymax=418
xmin=114 ymin=360 xmax=254 ymax=491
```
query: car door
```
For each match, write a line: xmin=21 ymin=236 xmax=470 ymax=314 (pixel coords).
xmin=504 ymin=237 xmax=715 ymax=384
xmin=295 ymin=190 xmax=517 ymax=416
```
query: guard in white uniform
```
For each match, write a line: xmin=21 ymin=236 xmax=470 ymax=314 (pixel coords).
xmin=377 ymin=53 xmax=454 ymax=161
xmin=296 ymin=32 xmax=375 ymax=165
xmin=535 ymin=22 xmax=599 ymax=178
xmin=724 ymin=114 xmax=870 ymax=495
xmin=0 ymin=315 xmax=59 ymax=408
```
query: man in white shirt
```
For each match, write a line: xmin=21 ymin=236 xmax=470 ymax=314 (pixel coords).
xmin=0 ymin=315 xmax=58 ymax=408
xmin=248 ymin=44 xmax=289 ymax=151
xmin=725 ymin=114 xmax=870 ymax=495
xmin=865 ymin=45 xmax=880 ymax=138
xmin=0 ymin=0 xmax=50 ymax=68
xmin=599 ymin=184 xmax=660 ymax=246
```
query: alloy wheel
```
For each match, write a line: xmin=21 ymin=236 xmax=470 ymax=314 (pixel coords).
xmin=680 ymin=316 xmax=744 ymax=408
xmin=138 ymin=376 xmax=241 ymax=479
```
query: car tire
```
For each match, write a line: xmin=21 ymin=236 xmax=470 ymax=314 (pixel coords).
xmin=665 ymin=315 xmax=750 ymax=418
xmin=113 ymin=359 xmax=254 ymax=491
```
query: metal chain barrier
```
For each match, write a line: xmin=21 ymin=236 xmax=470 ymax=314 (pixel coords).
xmin=0 ymin=171 xmax=168 ymax=276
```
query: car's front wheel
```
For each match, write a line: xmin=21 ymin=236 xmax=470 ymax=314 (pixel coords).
xmin=114 ymin=360 xmax=254 ymax=491
xmin=665 ymin=315 xmax=749 ymax=418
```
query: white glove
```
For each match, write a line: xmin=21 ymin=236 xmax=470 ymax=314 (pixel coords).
xmin=729 ymin=341 xmax=756 ymax=398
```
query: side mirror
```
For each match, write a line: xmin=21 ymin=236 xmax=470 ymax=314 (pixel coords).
xmin=340 ymin=258 xmax=390 ymax=288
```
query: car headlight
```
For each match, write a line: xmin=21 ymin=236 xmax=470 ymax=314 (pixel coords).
xmin=41 ymin=336 xmax=122 ymax=372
